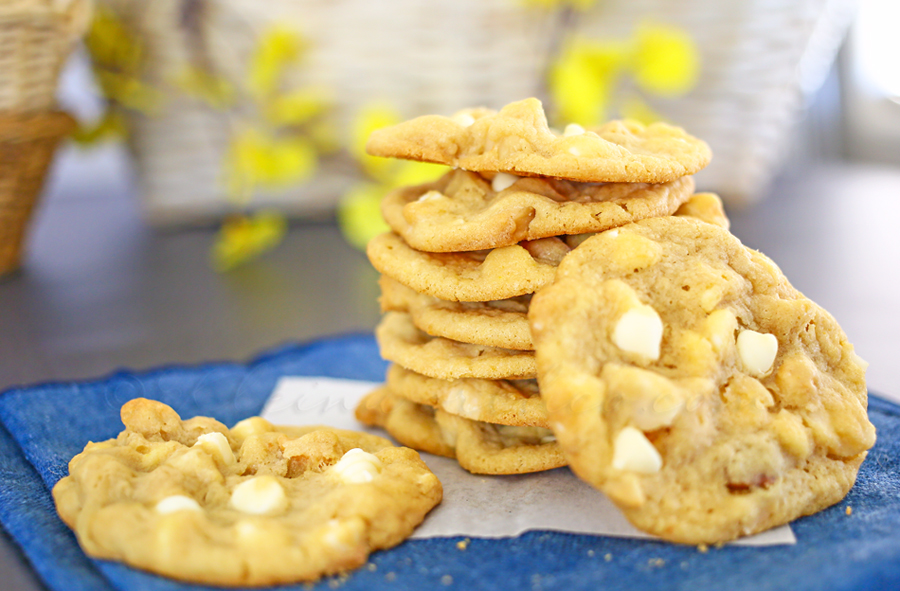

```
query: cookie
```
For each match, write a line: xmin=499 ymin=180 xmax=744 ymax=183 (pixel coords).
xmin=672 ymin=191 xmax=729 ymax=230
xmin=385 ymin=364 xmax=549 ymax=428
xmin=368 ymin=192 xmax=728 ymax=303
xmin=376 ymin=312 xmax=536 ymax=380
xmin=367 ymin=232 xmax=564 ymax=302
xmin=528 ymin=216 xmax=875 ymax=544
xmin=381 ymin=168 xmax=695 ymax=252
xmin=366 ymin=97 xmax=711 ymax=183
xmin=52 ymin=398 xmax=442 ymax=586
xmin=380 ymin=275 xmax=533 ymax=350
xmin=356 ymin=387 xmax=565 ymax=475
xmin=355 ymin=387 xmax=454 ymax=459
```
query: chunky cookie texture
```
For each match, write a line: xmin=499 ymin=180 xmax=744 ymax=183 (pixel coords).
xmin=382 ymin=168 xmax=694 ymax=252
xmin=529 ymin=216 xmax=875 ymax=544
xmin=366 ymin=98 xmax=711 ymax=184
xmin=53 ymin=399 xmax=442 ymax=586
xmin=376 ymin=311 xmax=536 ymax=380
xmin=356 ymin=388 xmax=565 ymax=475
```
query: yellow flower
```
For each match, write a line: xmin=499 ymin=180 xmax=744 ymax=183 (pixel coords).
xmin=84 ymin=6 xmax=142 ymax=72
xmin=351 ymin=104 xmax=405 ymax=183
xmin=95 ymin=70 xmax=164 ymax=113
xmin=546 ymin=21 xmax=700 ymax=127
xmin=72 ymin=110 xmax=128 ymax=144
xmin=632 ymin=21 xmax=700 ymax=97
xmin=338 ymin=104 xmax=447 ymax=249
xmin=264 ymin=88 xmax=330 ymax=126
xmin=248 ymin=27 xmax=307 ymax=100
xmin=336 ymin=183 xmax=391 ymax=251
xmin=550 ymin=38 xmax=627 ymax=126
xmin=212 ymin=211 xmax=287 ymax=271
xmin=224 ymin=127 xmax=317 ymax=204
xmin=173 ymin=66 xmax=236 ymax=110
xmin=391 ymin=160 xmax=447 ymax=188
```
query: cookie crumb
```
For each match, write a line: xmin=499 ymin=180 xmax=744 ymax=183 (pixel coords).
xmin=604 ymin=553 xmax=612 ymax=562
xmin=846 ymin=505 xmax=853 ymax=516
xmin=697 ymin=544 xmax=709 ymax=553
xmin=327 ymin=579 xmax=341 ymax=589
xmin=714 ymin=542 xmax=724 ymax=550
xmin=587 ymin=549 xmax=595 ymax=557
xmin=441 ymin=574 xmax=453 ymax=585
xmin=385 ymin=572 xmax=397 ymax=582
xmin=456 ymin=538 xmax=470 ymax=551
xmin=366 ymin=563 xmax=377 ymax=572
xmin=648 ymin=558 xmax=665 ymax=568
xmin=680 ymin=561 xmax=689 ymax=570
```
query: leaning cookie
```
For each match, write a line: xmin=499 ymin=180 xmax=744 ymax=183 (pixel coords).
xmin=386 ymin=364 xmax=549 ymax=428
xmin=356 ymin=388 xmax=565 ymax=475
xmin=366 ymin=97 xmax=711 ymax=184
xmin=380 ymin=276 xmax=533 ymax=350
xmin=529 ymin=216 xmax=875 ymax=544
xmin=52 ymin=398 xmax=442 ymax=586
xmin=382 ymin=168 xmax=695 ymax=252
xmin=376 ymin=312 xmax=536 ymax=380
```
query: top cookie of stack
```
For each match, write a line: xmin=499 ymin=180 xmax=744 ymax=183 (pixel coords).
xmin=366 ymin=97 xmax=711 ymax=254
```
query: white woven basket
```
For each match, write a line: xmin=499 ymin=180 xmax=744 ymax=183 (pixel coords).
xmin=95 ymin=0 xmax=853 ymax=222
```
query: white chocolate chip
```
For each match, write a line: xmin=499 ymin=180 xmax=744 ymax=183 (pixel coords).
xmin=235 ymin=520 xmax=260 ymax=539
xmin=612 ymin=427 xmax=662 ymax=473
xmin=230 ymin=475 xmax=287 ymax=515
xmin=613 ymin=305 xmax=664 ymax=360
xmin=452 ymin=112 xmax=476 ymax=127
xmin=230 ymin=416 xmax=274 ymax=441
xmin=329 ymin=448 xmax=383 ymax=484
xmin=564 ymin=123 xmax=586 ymax=136
xmin=417 ymin=190 xmax=443 ymax=202
xmin=568 ymin=146 xmax=581 ymax=156
xmin=736 ymin=329 xmax=778 ymax=376
xmin=155 ymin=495 xmax=202 ymax=514
xmin=321 ymin=517 xmax=365 ymax=551
xmin=492 ymin=172 xmax=519 ymax=192
xmin=194 ymin=432 xmax=235 ymax=466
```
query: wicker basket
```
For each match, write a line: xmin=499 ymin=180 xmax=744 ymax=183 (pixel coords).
xmin=0 ymin=111 xmax=75 ymax=276
xmin=93 ymin=0 xmax=853 ymax=219
xmin=0 ymin=0 xmax=92 ymax=112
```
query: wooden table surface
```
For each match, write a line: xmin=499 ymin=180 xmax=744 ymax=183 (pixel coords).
xmin=1 ymin=145 xmax=898 ymax=590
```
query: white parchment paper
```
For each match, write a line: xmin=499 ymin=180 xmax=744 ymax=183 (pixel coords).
xmin=262 ymin=376 xmax=795 ymax=546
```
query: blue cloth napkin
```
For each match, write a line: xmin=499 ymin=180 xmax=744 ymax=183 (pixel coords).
xmin=1 ymin=333 xmax=899 ymax=591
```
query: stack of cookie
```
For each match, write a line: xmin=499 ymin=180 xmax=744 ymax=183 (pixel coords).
xmin=354 ymin=97 xmax=874 ymax=545
xmin=355 ymin=98 xmax=720 ymax=475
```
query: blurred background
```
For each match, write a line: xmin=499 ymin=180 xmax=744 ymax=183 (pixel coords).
xmin=1 ymin=0 xmax=899 ymax=396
